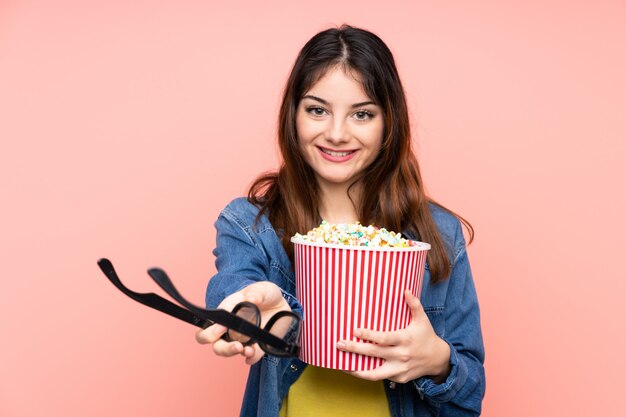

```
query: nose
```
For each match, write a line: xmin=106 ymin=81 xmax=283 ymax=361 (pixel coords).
xmin=325 ymin=117 xmax=348 ymax=144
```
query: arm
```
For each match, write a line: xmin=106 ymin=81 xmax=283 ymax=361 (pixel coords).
xmin=196 ymin=202 xmax=296 ymax=364
xmin=205 ymin=207 xmax=272 ymax=309
xmin=413 ymin=247 xmax=485 ymax=416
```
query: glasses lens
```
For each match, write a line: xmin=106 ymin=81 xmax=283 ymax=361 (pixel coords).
xmin=228 ymin=304 xmax=259 ymax=344
xmin=259 ymin=314 xmax=300 ymax=356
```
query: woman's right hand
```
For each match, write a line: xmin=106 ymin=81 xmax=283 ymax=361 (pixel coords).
xmin=195 ymin=281 xmax=291 ymax=365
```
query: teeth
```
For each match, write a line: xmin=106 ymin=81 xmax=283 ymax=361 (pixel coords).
xmin=322 ymin=149 xmax=353 ymax=157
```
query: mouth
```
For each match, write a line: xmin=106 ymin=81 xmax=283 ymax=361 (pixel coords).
xmin=318 ymin=147 xmax=356 ymax=157
xmin=317 ymin=146 xmax=358 ymax=163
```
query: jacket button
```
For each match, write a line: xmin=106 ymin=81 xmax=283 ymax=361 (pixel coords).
xmin=290 ymin=364 xmax=298 ymax=372
xmin=389 ymin=382 xmax=396 ymax=389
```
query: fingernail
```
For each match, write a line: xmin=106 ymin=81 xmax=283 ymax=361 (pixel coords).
xmin=353 ymin=329 xmax=362 ymax=338
xmin=336 ymin=341 xmax=346 ymax=350
xmin=212 ymin=324 xmax=225 ymax=334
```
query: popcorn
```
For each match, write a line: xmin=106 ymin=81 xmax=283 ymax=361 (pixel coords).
xmin=292 ymin=221 xmax=415 ymax=248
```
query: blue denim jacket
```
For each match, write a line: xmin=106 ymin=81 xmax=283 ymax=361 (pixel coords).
xmin=206 ymin=198 xmax=485 ymax=417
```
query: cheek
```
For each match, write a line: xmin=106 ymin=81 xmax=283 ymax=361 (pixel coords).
xmin=375 ymin=122 xmax=385 ymax=147
xmin=295 ymin=120 xmax=309 ymax=154
xmin=363 ymin=123 xmax=384 ymax=150
xmin=296 ymin=119 xmax=316 ymax=144
xmin=295 ymin=113 xmax=306 ymax=140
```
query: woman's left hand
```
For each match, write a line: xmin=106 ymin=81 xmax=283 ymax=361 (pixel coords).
xmin=336 ymin=290 xmax=452 ymax=384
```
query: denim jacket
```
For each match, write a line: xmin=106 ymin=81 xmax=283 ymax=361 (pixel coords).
xmin=206 ymin=198 xmax=485 ymax=417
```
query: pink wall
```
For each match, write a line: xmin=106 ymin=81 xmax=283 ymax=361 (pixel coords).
xmin=2 ymin=1 xmax=625 ymax=416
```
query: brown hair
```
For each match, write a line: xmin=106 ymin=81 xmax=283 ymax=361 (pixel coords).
xmin=248 ymin=25 xmax=473 ymax=283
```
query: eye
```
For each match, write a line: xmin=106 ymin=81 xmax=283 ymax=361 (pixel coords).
xmin=353 ymin=110 xmax=374 ymax=121
xmin=306 ymin=106 xmax=327 ymax=117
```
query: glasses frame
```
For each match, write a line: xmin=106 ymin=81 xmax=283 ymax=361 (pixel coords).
xmin=97 ymin=258 xmax=300 ymax=357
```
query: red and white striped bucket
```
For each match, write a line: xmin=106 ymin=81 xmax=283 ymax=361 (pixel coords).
xmin=292 ymin=239 xmax=430 ymax=371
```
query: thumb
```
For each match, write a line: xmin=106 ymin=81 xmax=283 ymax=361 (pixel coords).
xmin=404 ymin=290 xmax=425 ymax=322
xmin=241 ymin=282 xmax=286 ymax=312
xmin=242 ymin=283 xmax=266 ymax=305
xmin=242 ymin=282 xmax=281 ymax=307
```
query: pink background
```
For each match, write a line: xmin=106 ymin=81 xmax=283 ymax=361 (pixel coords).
xmin=1 ymin=1 xmax=625 ymax=416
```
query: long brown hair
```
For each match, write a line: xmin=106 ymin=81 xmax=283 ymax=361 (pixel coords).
xmin=248 ymin=25 xmax=473 ymax=283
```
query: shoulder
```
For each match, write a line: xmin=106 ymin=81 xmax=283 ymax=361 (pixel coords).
xmin=220 ymin=197 xmax=269 ymax=226
xmin=215 ymin=197 xmax=292 ymax=281
xmin=428 ymin=203 xmax=467 ymax=264
xmin=427 ymin=203 xmax=461 ymax=241
xmin=219 ymin=197 xmax=273 ymax=232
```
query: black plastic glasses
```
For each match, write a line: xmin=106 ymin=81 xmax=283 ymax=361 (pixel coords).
xmin=97 ymin=258 xmax=300 ymax=357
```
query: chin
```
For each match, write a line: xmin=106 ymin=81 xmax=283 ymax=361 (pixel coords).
xmin=319 ymin=175 xmax=357 ymax=187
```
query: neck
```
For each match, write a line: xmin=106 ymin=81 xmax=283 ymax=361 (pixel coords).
xmin=318 ymin=181 xmax=362 ymax=224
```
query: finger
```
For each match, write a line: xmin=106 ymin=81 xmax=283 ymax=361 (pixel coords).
xmin=336 ymin=339 xmax=387 ymax=359
xmin=244 ymin=344 xmax=266 ymax=365
xmin=195 ymin=324 xmax=227 ymax=344
xmin=405 ymin=290 xmax=425 ymax=322
xmin=352 ymin=328 xmax=402 ymax=346
xmin=242 ymin=345 xmax=256 ymax=358
xmin=212 ymin=338 xmax=244 ymax=357
xmin=345 ymin=363 xmax=393 ymax=382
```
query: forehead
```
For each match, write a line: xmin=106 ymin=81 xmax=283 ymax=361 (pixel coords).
xmin=304 ymin=65 xmax=367 ymax=95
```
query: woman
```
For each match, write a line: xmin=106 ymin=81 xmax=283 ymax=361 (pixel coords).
xmin=196 ymin=25 xmax=485 ymax=417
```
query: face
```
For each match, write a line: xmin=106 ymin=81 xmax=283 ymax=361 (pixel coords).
xmin=296 ymin=67 xmax=384 ymax=191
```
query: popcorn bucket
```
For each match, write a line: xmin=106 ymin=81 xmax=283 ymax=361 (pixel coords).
xmin=291 ymin=239 xmax=430 ymax=371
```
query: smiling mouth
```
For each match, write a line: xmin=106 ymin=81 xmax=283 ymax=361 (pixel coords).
xmin=319 ymin=147 xmax=356 ymax=157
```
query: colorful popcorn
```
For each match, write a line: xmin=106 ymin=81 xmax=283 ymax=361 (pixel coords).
xmin=292 ymin=221 xmax=415 ymax=248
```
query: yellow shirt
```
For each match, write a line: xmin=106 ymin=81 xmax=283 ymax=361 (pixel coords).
xmin=279 ymin=365 xmax=391 ymax=417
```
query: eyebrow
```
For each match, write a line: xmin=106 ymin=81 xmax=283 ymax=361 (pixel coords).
xmin=301 ymin=95 xmax=377 ymax=108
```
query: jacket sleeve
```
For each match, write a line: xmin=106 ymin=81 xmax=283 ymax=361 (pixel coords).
xmin=205 ymin=203 xmax=301 ymax=315
xmin=413 ymin=222 xmax=486 ymax=416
